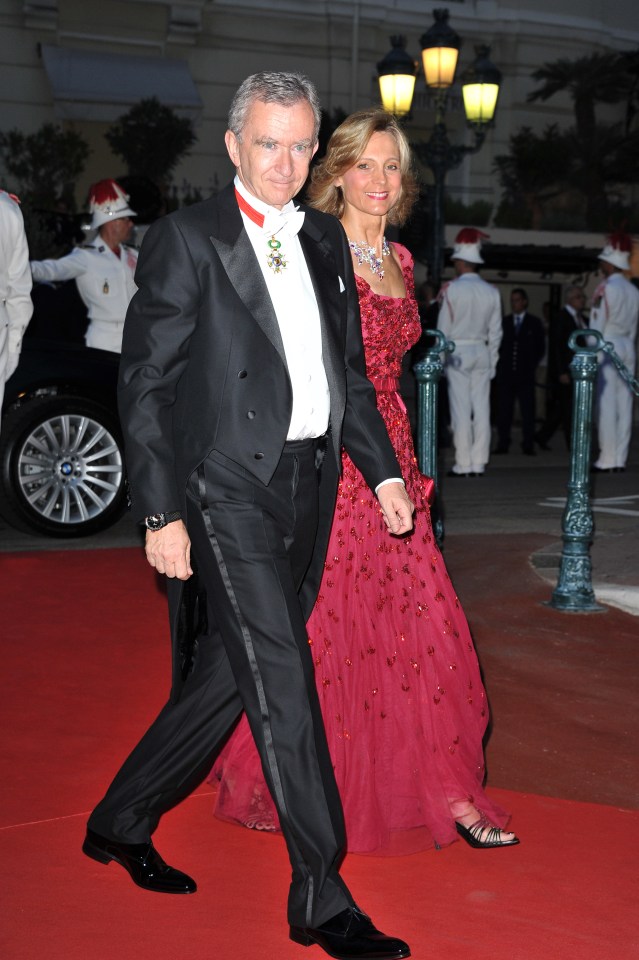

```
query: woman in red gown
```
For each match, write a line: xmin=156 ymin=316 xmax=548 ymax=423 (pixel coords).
xmin=211 ymin=110 xmax=518 ymax=855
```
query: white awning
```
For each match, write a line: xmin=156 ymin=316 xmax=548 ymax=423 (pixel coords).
xmin=41 ymin=45 xmax=203 ymax=122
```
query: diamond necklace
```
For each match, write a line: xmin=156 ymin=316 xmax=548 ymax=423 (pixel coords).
xmin=348 ymin=237 xmax=390 ymax=281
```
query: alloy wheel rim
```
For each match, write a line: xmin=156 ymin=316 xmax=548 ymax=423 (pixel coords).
xmin=16 ymin=412 xmax=123 ymax=525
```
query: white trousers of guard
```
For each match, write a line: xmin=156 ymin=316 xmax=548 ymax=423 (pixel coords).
xmin=594 ymin=337 xmax=636 ymax=470
xmin=446 ymin=341 xmax=492 ymax=474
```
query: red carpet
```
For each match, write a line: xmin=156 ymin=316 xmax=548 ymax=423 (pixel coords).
xmin=1 ymin=548 xmax=638 ymax=959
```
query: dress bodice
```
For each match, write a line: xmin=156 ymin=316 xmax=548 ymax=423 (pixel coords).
xmin=355 ymin=243 xmax=421 ymax=381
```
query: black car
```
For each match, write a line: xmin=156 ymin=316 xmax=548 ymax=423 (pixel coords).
xmin=1 ymin=282 xmax=127 ymax=537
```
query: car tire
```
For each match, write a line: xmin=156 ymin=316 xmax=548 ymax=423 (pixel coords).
xmin=0 ymin=394 xmax=127 ymax=537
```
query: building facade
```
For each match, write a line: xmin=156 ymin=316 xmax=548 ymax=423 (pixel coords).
xmin=2 ymin=0 xmax=637 ymax=209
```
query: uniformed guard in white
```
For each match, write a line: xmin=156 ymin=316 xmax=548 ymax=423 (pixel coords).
xmin=30 ymin=179 xmax=138 ymax=354
xmin=590 ymin=232 xmax=639 ymax=472
xmin=438 ymin=228 xmax=502 ymax=476
xmin=0 ymin=189 xmax=33 ymax=412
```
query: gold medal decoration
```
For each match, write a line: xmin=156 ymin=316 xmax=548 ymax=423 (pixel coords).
xmin=267 ymin=236 xmax=287 ymax=274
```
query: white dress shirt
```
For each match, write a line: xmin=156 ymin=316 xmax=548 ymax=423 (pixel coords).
xmin=235 ymin=179 xmax=402 ymax=493
xmin=234 ymin=176 xmax=330 ymax=441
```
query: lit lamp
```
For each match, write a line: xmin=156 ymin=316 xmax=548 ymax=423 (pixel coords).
xmin=420 ymin=8 xmax=461 ymax=90
xmin=376 ymin=8 xmax=502 ymax=293
xmin=462 ymin=45 xmax=502 ymax=125
xmin=376 ymin=35 xmax=418 ymax=116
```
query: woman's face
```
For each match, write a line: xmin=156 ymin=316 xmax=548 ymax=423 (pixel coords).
xmin=335 ymin=131 xmax=402 ymax=218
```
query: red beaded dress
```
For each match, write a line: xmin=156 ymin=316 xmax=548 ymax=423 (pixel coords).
xmin=211 ymin=244 xmax=509 ymax=854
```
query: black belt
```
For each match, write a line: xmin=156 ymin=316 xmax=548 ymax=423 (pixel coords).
xmin=283 ymin=433 xmax=326 ymax=452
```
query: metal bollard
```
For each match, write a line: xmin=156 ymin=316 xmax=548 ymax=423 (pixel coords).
xmin=549 ymin=329 xmax=605 ymax=612
xmin=413 ymin=330 xmax=455 ymax=544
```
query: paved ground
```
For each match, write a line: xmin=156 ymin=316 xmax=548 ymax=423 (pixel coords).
xmin=2 ymin=422 xmax=638 ymax=612
xmin=438 ymin=430 xmax=639 ymax=615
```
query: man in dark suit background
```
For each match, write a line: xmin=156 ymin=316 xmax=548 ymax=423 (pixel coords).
xmin=494 ymin=287 xmax=546 ymax=455
xmin=535 ymin=285 xmax=588 ymax=450
xmin=81 ymin=73 xmax=412 ymax=960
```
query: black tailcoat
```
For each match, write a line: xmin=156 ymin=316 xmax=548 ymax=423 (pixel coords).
xmin=91 ymin=184 xmax=403 ymax=928
xmin=118 ymin=184 xmax=401 ymax=698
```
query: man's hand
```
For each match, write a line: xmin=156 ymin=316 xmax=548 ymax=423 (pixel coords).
xmin=377 ymin=482 xmax=414 ymax=536
xmin=145 ymin=520 xmax=193 ymax=580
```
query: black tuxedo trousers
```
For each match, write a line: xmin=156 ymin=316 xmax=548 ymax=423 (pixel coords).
xmin=88 ymin=441 xmax=353 ymax=928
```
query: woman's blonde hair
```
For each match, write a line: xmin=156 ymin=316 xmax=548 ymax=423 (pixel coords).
xmin=307 ymin=109 xmax=418 ymax=226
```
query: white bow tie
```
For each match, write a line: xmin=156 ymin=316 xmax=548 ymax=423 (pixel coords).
xmin=263 ymin=207 xmax=305 ymax=239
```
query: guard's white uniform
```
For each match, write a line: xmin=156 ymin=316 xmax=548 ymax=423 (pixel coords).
xmin=590 ymin=272 xmax=639 ymax=470
xmin=31 ymin=241 xmax=138 ymax=353
xmin=438 ymin=272 xmax=502 ymax=474
xmin=0 ymin=191 xmax=33 ymax=411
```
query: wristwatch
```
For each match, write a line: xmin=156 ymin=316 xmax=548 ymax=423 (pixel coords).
xmin=144 ymin=511 xmax=182 ymax=531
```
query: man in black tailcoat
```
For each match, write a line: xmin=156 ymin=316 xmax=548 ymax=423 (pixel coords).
xmin=81 ymin=72 xmax=412 ymax=960
xmin=494 ymin=287 xmax=546 ymax=455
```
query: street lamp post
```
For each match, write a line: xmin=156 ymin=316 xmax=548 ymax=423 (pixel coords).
xmin=378 ymin=9 xmax=502 ymax=290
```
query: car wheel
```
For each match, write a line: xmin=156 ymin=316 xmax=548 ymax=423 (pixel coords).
xmin=0 ymin=395 xmax=126 ymax=537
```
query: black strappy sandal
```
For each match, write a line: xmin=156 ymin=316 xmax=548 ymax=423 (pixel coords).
xmin=455 ymin=813 xmax=520 ymax=849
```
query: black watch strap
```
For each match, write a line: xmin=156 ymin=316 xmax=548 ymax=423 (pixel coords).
xmin=144 ymin=511 xmax=182 ymax=531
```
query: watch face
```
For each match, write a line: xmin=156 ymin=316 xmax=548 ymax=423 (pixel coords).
xmin=146 ymin=513 xmax=165 ymax=531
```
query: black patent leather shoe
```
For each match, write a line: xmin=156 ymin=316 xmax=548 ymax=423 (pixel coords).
xmin=82 ymin=828 xmax=196 ymax=894
xmin=290 ymin=906 xmax=410 ymax=959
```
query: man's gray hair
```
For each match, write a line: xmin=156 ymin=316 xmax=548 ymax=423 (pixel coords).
xmin=228 ymin=72 xmax=322 ymax=141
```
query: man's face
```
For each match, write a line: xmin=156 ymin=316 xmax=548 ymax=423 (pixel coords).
xmin=567 ymin=289 xmax=586 ymax=311
xmin=113 ymin=216 xmax=134 ymax=244
xmin=452 ymin=258 xmax=466 ymax=276
xmin=100 ymin=216 xmax=134 ymax=248
xmin=225 ymin=99 xmax=318 ymax=209
xmin=511 ymin=291 xmax=527 ymax=314
xmin=599 ymin=259 xmax=615 ymax=277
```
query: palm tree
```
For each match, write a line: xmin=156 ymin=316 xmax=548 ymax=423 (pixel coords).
xmin=494 ymin=125 xmax=570 ymax=229
xmin=527 ymin=51 xmax=639 ymax=225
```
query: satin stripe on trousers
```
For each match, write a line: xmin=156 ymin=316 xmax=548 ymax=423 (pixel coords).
xmin=88 ymin=441 xmax=352 ymax=928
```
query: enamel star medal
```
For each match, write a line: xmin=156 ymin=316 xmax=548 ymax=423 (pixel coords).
xmin=267 ymin=235 xmax=287 ymax=273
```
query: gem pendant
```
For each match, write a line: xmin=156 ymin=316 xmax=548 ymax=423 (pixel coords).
xmin=348 ymin=237 xmax=390 ymax=281
xmin=267 ymin=235 xmax=287 ymax=273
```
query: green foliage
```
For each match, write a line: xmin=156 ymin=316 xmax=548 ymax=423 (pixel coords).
xmin=0 ymin=123 xmax=90 ymax=211
xmin=105 ymin=97 xmax=197 ymax=187
xmin=496 ymin=49 xmax=639 ymax=230
xmin=493 ymin=199 xmax=532 ymax=230
xmin=493 ymin=125 xmax=569 ymax=229
xmin=165 ymin=180 xmax=204 ymax=214
xmin=443 ymin=196 xmax=493 ymax=227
